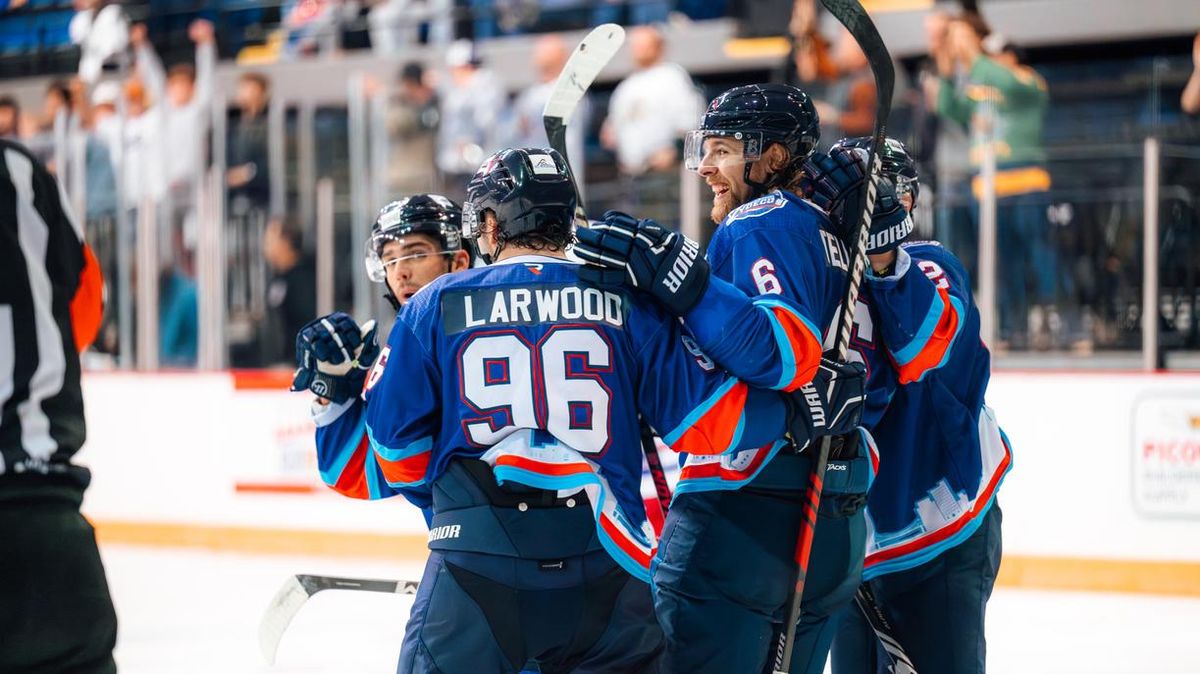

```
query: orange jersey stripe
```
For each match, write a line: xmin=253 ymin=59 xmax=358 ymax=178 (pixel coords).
xmin=376 ymin=449 xmax=430 ymax=487
xmin=895 ymin=287 xmax=960 ymax=385
xmin=768 ymin=305 xmax=822 ymax=392
xmin=672 ymin=381 xmax=749 ymax=456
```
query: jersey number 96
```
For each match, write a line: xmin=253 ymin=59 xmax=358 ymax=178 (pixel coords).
xmin=459 ymin=327 xmax=613 ymax=454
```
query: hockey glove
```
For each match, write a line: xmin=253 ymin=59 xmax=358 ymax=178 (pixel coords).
xmin=801 ymin=148 xmax=912 ymax=255
xmin=290 ymin=312 xmax=381 ymax=404
xmin=786 ymin=358 xmax=866 ymax=452
xmin=573 ymin=210 xmax=710 ymax=315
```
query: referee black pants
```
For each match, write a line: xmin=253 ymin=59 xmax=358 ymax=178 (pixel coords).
xmin=0 ymin=486 xmax=117 ymax=674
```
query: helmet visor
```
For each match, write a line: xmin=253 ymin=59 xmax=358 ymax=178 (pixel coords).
xmin=363 ymin=232 xmax=454 ymax=283
xmin=683 ymin=130 xmax=764 ymax=172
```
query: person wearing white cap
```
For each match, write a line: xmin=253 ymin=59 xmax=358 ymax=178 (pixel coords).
xmin=435 ymin=39 xmax=505 ymax=200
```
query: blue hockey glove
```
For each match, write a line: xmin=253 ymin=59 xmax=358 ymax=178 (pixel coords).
xmin=573 ymin=210 xmax=710 ymax=315
xmin=290 ymin=312 xmax=381 ymax=404
xmin=787 ymin=358 xmax=866 ymax=452
xmin=801 ymin=148 xmax=912 ymax=255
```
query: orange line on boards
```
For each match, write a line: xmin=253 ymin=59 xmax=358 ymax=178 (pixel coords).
xmin=92 ymin=520 xmax=429 ymax=559
xmin=91 ymin=520 xmax=1200 ymax=598
xmin=997 ymin=555 xmax=1200 ymax=598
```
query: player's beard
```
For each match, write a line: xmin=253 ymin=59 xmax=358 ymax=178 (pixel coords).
xmin=710 ymin=181 xmax=748 ymax=223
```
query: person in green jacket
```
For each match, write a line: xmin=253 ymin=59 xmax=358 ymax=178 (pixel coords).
xmin=931 ymin=19 xmax=1066 ymax=351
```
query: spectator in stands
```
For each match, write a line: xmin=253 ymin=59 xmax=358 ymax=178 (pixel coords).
xmin=384 ymin=61 xmax=440 ymax=196
xmin=915 ymin=9 xmax=975 ymax=263
xmin=601 ymin=25 xmax=703 ymax=229
xmin=281 ymin=0 xmax=343 ymax=58
xmin=159 ymin=253 xmax=199 ymax=367
xmin=69 ymin=0 xmax=129 ymax=84
xmin=783 ymin=0 xmax=876 ymax=145
xmin=931 ymin=18 xmax=1056 ymax=350
xmin=1183 ymin=32 xmax=1200 ymax=115
xmin=369 ymin=0 xmax=454 ymax=54
xmin=0 ymin=97 xmax=18 ymax=139
xmin=507 ymin=34 xmax=589 ymax=184
xmin=227 ymin=72 xmax=272 ymax=216
xmin=133 ymin=19 xmax=215 ymax=246
xmin=436 ymin=39 xmax=505 ymax=200
xmin=261 ymin=215 xmax=316 ymax=365
xmin=152 ymin=197 xmax=200 ymax=371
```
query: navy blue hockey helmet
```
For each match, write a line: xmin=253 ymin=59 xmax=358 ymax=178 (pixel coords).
xmin=685 ymin=83 xmax=820 ymax=195
xmin=462 ymin=147 xmax=576 ymax=259
xmin=365 ymin=193 xmax=466 ymax=283
xmin=832 ymin=136 xmax=920 ymax=206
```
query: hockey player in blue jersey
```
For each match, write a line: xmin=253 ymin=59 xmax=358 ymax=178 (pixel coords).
xmin=804 ymin=137 xmax=1012 ymax=674
xmin=290 ymin=146 xmax=866 ymax=674
xmin=291 ymin=194 xmax=470 ymax=501
xmin=573 ymin=84 xmax=895 ymax=674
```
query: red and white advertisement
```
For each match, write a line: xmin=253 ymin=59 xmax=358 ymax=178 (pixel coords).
xmin=1133 ymin=393 xmax=1200 ymax=519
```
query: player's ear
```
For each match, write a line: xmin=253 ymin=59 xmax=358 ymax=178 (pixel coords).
xmin=450 ymin=250 xmax=471 ymax=272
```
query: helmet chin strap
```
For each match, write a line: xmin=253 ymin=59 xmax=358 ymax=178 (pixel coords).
xmin=742 ymin=162 xmax=769 ymax=200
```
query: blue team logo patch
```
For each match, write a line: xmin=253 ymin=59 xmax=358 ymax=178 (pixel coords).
xmin=726 ymin=192 xmax=787 ymax=223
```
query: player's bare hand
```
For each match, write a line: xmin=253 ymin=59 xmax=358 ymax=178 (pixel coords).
xmin=130 ymin=23 xmax=148 ymax=47
xmin=188 ymin=19 xmax=215 ymax=44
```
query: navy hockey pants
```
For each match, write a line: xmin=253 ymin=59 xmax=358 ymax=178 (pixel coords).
xmin=830 ymin=502 xmax=1003 ymax=674
xmin=397 ymin=460 xmax=663 ymax=673
xmin=652 ymin=452 xmax=870 ymax=674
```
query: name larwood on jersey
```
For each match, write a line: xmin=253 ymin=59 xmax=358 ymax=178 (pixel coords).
xmin=442 ymin=284 xmax=627 ymax=334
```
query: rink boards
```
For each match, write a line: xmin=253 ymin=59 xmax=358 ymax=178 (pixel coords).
xmin=75 ymin=369 xmax=1200 ymax=597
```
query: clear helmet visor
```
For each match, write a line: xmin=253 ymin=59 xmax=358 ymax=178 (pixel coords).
xmin=363 ymin=232 xmax=454 ymax=283
xmin=894 ymin=174 xmax=918 ymax=201
xmin=683 ymin=129 xmax=764 ymax=172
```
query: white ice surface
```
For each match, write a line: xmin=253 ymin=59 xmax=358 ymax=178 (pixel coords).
xmin=101 ymin=544 xmax=1200 ymax=673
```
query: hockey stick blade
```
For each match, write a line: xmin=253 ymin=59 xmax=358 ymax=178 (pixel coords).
xmin=542 ymin=23 xmax=625 ymax=153
xmin=544 ymin=23 xmax=625 ymax=225
xmin=258 ymin=574 xmax=419 ymax=665
xmin=773 ymin=2 xmax=897 ymax=672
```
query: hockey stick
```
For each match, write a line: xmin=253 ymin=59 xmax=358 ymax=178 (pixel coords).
xmin=855 ymin=584 xmax=918 ymax=674
xmin=259 ymin=574 xmax=419 ymax=665
xmin=544 ymin=23 xmax=625 ymax=224
xmin=772 ymin=1 xmax=896 ymax=672
xmin=541 ymin=23 xmax=673 ymax=513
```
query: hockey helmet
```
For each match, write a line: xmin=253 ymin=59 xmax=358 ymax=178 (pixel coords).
xmin=462 ymin=147 xmax=576 ymax=260
xmin=364 ymin=193 xmax=467 ymax=285
xmin=684 ymin=83 xmax=820 ymax=195
xmin=832 ymin=136 xmax=920 ymax=207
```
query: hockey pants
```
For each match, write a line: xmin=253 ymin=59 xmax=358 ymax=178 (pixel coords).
xmin=397 ymin=459 xmax=663 ymax=673
xmin=652 ymin=450 xmax=870 ymax=674
xmin=831 ymin=502 xmax=1003 ymax=674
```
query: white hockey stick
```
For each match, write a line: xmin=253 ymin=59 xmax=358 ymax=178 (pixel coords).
xmin=543 ymin=23 xmax=625 ymax=223
xmin=542 ymin=23 xmax=625 ymax=157
xmin=259 ymin=574 xmax=419 ymax=665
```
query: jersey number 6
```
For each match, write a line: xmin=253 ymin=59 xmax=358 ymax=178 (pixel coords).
xmin=459 ymin=327 xmax=613 ymax=453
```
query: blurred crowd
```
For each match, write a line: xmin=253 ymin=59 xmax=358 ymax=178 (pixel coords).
xmin=2 ymin=0 xmax=1199 ymax=368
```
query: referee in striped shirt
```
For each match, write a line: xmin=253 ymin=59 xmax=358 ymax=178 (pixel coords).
xmin=1 ymin=139 xmax=115 ymax=673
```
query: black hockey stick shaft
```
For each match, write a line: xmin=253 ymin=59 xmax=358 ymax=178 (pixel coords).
xmin=542 ymin=25 xmax=673 ymax=512
xmin=640 ymin=421 xmax=672 ymax=513
xmin=772 ymin=1 xmax=896 ymax=672
xmin=855 ymin=585 xmax=918 ymax=673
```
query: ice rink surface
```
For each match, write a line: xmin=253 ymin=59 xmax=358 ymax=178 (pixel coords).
xmin=102 ymin=544 xmax=1200 ymax=674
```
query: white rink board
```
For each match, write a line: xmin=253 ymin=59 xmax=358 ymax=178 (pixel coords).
xmin=76 ymin=370 xmax=1200 ymax=563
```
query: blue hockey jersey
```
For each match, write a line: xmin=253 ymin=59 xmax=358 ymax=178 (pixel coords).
xmin=859 ymin=241 xmax=1013 ymax=579
xmin=312 ymin=254 xmax=795 ymax=580
xmin=670 ymin=190 xmax=895 ymax=493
